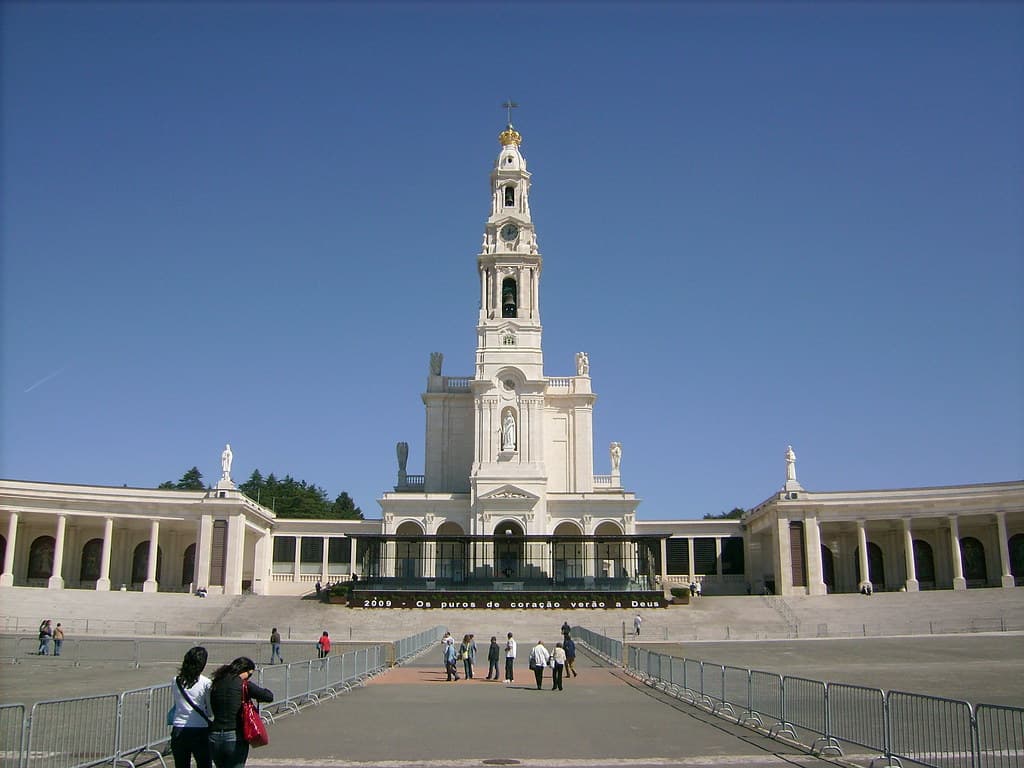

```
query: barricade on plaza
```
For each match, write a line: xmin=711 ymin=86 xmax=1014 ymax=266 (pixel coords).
xmin=1 ymin=626 xmax=446 ymax=768
xmin=576 ymin=627 xmax=1024 ymax=768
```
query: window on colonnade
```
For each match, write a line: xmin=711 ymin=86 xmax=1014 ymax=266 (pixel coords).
xmin=80 ymin=539 xmax=103 ymax=581
xmin=436 ymin=522 xmax=465 ymax=582
xmin=721 ymin=537 xmax=744 ymax=575
xmin=553 ymin=522 xmax=583 ymax=583
xmin=960 ymin=537 xmax=987 ymax=584
xmin=273 ymin=537 xmax=296 ymax=573
xmin=395 ymin=521 xmax=424 ymax=580
xmin=28 ymin=536 xmax=55 ymax=579
xmin=1010 ymin=534 xmax=1024 ymax=583
xmin=300 ymin=538 xmax=323 ymax=575
xmin=131 ymin=541 xmax=163 ymax=584
xmin=182 ymin=543 xmax=196 ymax=586
xmin=913 ymin=540 xmax=935 ymax=586
xmin=665 ymin=538 xmax=689 ymax=575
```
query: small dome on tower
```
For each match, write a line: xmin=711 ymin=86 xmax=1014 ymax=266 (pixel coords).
xmin=499 ymin=124 xmax=522 ymax=147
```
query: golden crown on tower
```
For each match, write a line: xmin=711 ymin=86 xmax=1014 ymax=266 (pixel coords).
xmin=499 ymin=125 xmax=522 ymax=146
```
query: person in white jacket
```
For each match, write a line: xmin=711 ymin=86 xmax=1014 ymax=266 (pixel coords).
xmin=529 ymin=640 xmax=551 ymax=690
xmin=550 ymin=642 xmax=567 ymax=691
xmin=504 ymin=632 xmax=517 ymax=684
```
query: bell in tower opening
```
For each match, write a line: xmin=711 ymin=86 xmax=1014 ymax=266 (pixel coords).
xmin=502 ymin=277 xmax=518 ymax=318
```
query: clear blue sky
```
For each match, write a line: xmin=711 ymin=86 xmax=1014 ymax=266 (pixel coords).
xmin=2 ymin=2 xmax=1021 ymax=519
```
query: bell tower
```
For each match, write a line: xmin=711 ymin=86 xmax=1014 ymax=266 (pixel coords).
xmin=471 ymin=112 xmax=548 ymax=520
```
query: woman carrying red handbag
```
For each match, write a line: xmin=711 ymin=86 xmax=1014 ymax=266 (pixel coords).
xmin=208 ymin=657 xmax=274 ymax=768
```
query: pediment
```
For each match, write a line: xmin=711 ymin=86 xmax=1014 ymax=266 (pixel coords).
xmin=478 ymin=484 xmax=539 ymax=502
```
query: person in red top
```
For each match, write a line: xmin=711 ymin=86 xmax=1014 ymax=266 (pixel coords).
xmin=317 ymin=631 xmax=331 ymax=658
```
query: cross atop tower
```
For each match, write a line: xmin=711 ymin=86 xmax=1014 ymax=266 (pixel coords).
xmin=502 ymin=100 xmax=519 ymax=126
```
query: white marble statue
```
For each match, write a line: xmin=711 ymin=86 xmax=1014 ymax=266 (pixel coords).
xmin=785 ymin=445 xmax=797 ymax=483
xmin=610 ymin=441 xmax=622 ymax=472
xmin=396 ymin=441 xmax=409 ymax=474
xmin=430 ymin=352 xmax=444 ymax=376
xmin=576 ymin=351 xmax=589 ymax=376
xmin=221 ymin=444 xmax=233 ymax=478
xmin=501 ymin=411 xmax=517 ymax=451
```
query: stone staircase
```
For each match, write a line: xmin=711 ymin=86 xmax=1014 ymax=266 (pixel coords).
xmin=2 ymin=585 xmax=1021 ymax=644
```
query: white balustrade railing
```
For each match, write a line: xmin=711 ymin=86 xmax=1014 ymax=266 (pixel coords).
xmin=443 ymin=377 xmax=472 ymax=391
xmin=593 ymin=475 xmax=613 ymax=486
xmin=547 ymin=377 xmax=572 ymax=389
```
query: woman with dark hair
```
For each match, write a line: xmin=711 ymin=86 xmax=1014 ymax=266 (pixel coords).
xmin=208 ymin=656 xmax=273 ymax=768
xmin=170 ymin=646 xmax=212 ymax=768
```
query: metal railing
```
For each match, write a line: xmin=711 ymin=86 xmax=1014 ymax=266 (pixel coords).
xmin=2 ymin=626 xmax=446 ymax=768
xmin=574 ymin=628 xmax=1024 ymax=768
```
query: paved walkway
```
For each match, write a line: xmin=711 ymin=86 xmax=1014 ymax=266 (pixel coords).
xmin=244 ymin=646 xmax=848 ymax=768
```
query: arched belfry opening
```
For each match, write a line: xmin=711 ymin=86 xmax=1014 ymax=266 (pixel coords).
xmin=504 ymin=185 xmax=515 ymax=207
xmin=501 ymin=277 xmax=518 ymax=318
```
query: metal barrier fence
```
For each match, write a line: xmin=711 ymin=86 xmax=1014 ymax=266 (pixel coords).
xmin=0 ymin=635 xmax=345 ymax=667
xmin=580 ymin=629 xmax=1024 ymax=768
xmin=0 ymin=704 xmax=27 ymax=768
xmin=3 ymin=626 xmax=446 ymax=768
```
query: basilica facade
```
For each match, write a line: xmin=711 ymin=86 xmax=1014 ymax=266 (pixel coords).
xmin=1 ymin=124 xmax=1021 ymax=600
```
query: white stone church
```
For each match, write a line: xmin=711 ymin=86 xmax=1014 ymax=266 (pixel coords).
xmin=2 ymin=123 xmax=1022 ymax=601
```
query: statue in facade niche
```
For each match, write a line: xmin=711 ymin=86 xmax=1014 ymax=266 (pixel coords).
xmin=610 ymin=442 xmax=622 ymax=472
xmin=396 ymin=442 xmax=409 ymax=474
xmin=576 ymin=352 xmax=589 ymax=376
xmin=501 ymin=411 xmax=517 ymax=451
xmin=786 ymin=445 xmax=797 ymax=483
xmin=430 ymin=352 xmax=444 ymax=376
xmin=221 ymin=444 xmax=233 ymax=478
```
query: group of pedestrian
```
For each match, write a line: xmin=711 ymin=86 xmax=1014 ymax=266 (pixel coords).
xmin=441 ymin=624 xmax=578 ymax=690
xmin=688 ymin=580 xmax=702 ymax=597
xmin=169 ymin=646 xmax=274 ymax=768
xmin=37 ymin=619 xmax=64 ymax=656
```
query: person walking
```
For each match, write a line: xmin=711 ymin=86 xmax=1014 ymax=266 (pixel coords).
xmin=170 ymin=646 xmax=213 ymax=768
xmin=208 ymin=657 xmax=273 ymax=768
xmin=529 ymin=640 xmax=550 ymax=690
xmin=633 ymin=614 xmax=642 ymax=636
xmin=504 ymin=632 xmax=517 ymax=684
xmin=316 ymin=631 xmax=331 ymax=659
xmin=560 ymin=620 xmax=571 ymax=640
xmin=551 ymin=642 xmax=567 ymax=690
xmin=460 ymin=634 xmax=477 ymax=679
xmin=443 ymin=639 xmax=459 ymax=681
xmin=269 ymin=628 xmax=283 ymax=664
xmin=564 ymin=634 xmax=578 ymax=677
xmin=486 ymin=636 xmax=501 ymax=680
xmin=53 ymin=623 xmax=65 ymax=656
xmin=37 ymin=620 xmax=52 ymax=655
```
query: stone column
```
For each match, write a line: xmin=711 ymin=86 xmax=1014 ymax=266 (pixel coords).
xmin=715 ymin=538 xmax=723 ymax=576
xmin=949 ymin=515 xmax=966 ymax=591
xmin=995 ymin=511 xmax=1014 ymax=588
xmin=143 ymin=519 xmax=160 ymax=592
xmin=195 ymin=515 xmax=213 ymax=590
xmin=293 ymin=536 xmax=302 ymax=583
xmin=905 ymin=520 xmax=921 ymax=593
xmin=321 ymin=536 xmax=330 ymax=583
xmin=902 ymin=518 xmax=919 ymax=592
xmin=350 ymin=537 xmax=358 ymax=578
xmin=48 ymin=515 xmax=67 ymax=589
xmin=252 ymin=530 xmax=271 ymax=595
xmin=96 ymin=517 xmax=114 ymax=591
xmin=856 ymin=520 xmax=871 ymax=591
xmin=775 ymin=517 xmax=793 ymax=596
xmin=659 ymin=538 xmax=668 ymax=585
xmin=223 ymin=514 xmax=245 ymax=595
xmin=804 ymin=516 xmax=827 ymax=595
xmin=687 ymin=538 xmax=695 ymax=581
xmin=1 ymin=512 xmax=19 ymax=587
